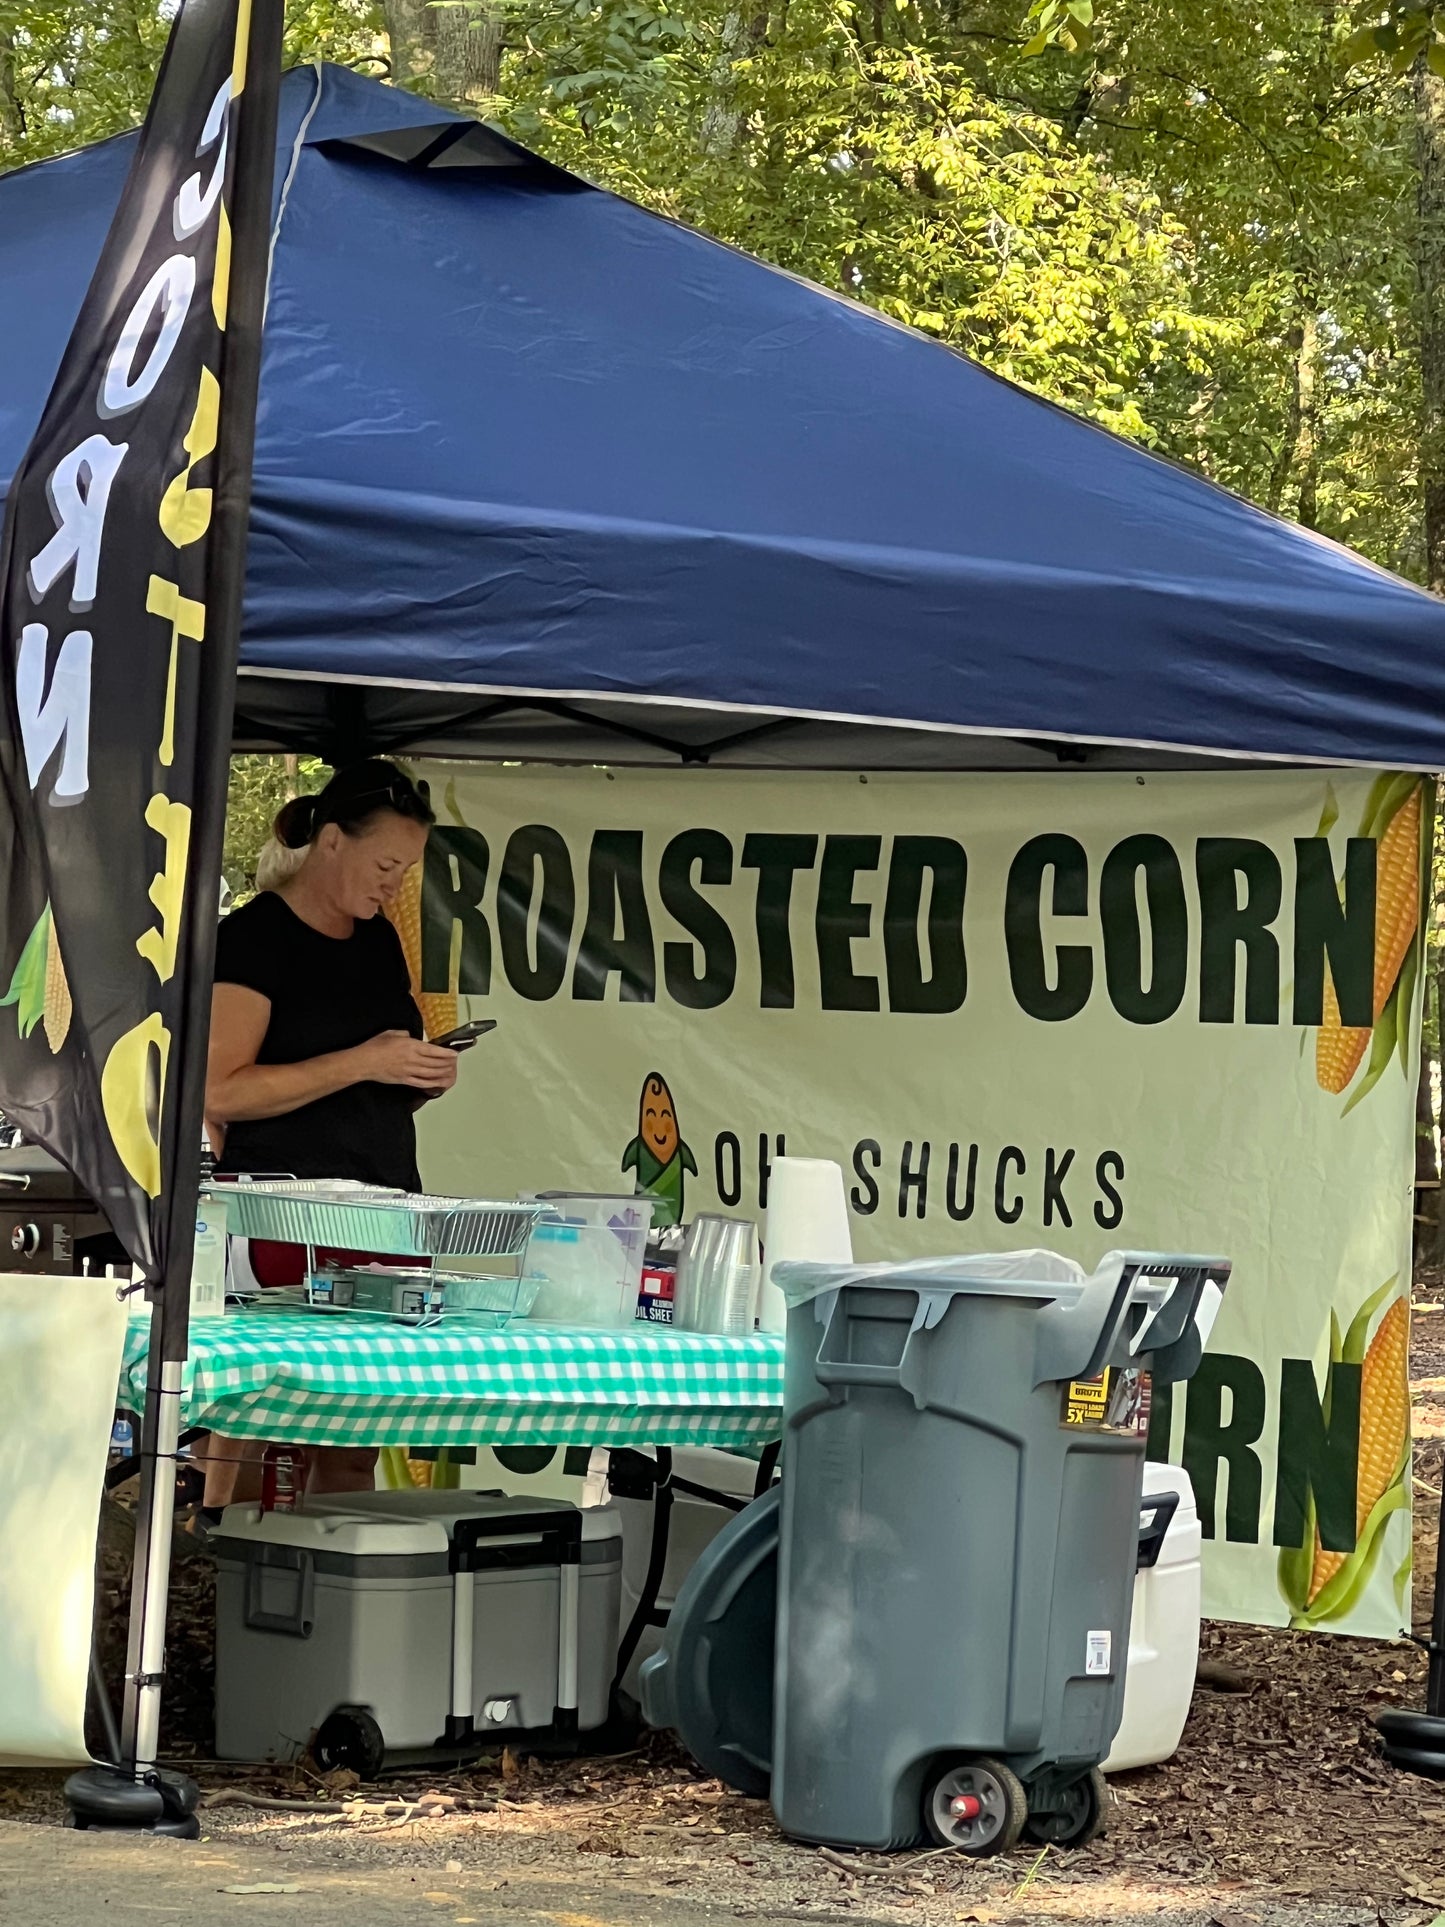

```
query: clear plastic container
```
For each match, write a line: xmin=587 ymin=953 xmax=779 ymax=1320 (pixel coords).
xmin=522 ymin=1195 xmax=655 ymax=1328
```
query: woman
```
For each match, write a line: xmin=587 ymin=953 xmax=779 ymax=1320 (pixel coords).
xmin=202 ymin=760 xmax=461 ymax=1506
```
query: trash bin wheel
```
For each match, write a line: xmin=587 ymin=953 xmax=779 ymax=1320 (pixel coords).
xmin=313 ymin=1707 xmax=386 ymax=1781
xmin=1022 ymin=1766 xmax=1108 ymax=1848
xmin=923 ymin=1757 xmax=1028 ymax=1855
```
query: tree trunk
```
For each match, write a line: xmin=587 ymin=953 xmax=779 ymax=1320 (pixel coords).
xmin=700 ymin=10 xmax=745 ymax=157
xmin=1415 ymin=55 xmax=1445 ymax=593
xmin=383 ymin=0 xmax=502 ymax=107
xmin=1267 ymin=322 xmax=1303 ymax=516
xmin=0 ymin=30 xmax=24 ymax=153
xmin=1294 ymin=309 xmax=1320 ymax=529
xmin=1266 ymin=305 xmax=1321 ymax=522
xmin=701 ymin=8 xmax=770 ymax=158
xmin=1418 ymin=996 xmax=1439 ymax=1186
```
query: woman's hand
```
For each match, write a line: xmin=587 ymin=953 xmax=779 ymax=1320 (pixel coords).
xmin=352 ymin=1029 xmax=460 ymax=1094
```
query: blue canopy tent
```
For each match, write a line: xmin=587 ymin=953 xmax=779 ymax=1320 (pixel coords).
xmin=3 ymin=62 xmax=1445 ymax=771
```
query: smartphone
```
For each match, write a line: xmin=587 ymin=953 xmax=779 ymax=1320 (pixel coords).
xmin=432 ymin=1019 xmax=497 ymax=1052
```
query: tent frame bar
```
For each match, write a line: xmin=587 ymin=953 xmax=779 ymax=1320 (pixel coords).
xmin=237 ymin=688 xmax=808 ymax=767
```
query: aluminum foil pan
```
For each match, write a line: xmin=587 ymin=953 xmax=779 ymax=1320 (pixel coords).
xmin=204 ymin=1182 xmax=550 ymax=1259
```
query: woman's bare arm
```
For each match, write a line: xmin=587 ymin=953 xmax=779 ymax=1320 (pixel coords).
xmin=206 ymin=984 xmax=459 ymax=1125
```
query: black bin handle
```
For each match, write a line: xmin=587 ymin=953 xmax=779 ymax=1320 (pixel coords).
xmin=1136 ymin=1489 xmax=1181 ymax=1571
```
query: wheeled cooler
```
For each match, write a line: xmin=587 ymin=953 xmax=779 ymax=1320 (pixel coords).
xmin=1104 ymin=1462 xmax=1202 ymax=1773
xmin=214 ymin=1494 xmax=621 ymax=1770
xmin=769 ymin=1248 xmax=1227 ymax=1852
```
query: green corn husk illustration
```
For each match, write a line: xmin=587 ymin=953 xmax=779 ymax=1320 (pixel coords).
xmin=0 ymin=901 xmax=70 ymax=1050
xmin=1278 ymin=1279 xmax=1410 ymax=1628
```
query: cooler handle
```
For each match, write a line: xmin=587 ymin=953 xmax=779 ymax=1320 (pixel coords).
xmin=243 ymin=1543 xmax=315 ymax=1638
xmin=1137 ymin=1489 xmax=1180 ymax=1571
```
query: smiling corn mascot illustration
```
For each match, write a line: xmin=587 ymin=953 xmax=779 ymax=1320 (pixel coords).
xmin=621 ymin=1071 xmax=697 ymax=1228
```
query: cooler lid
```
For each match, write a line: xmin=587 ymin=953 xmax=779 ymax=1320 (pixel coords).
xmin=307 ymin=1489 xmax=622 ymax=1545
xmin=215 ymin=1503 xmax=449 ymax=1558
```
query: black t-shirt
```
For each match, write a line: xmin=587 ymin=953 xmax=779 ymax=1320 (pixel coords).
xmin=213 ymin=891 xmax=424 ymax=1189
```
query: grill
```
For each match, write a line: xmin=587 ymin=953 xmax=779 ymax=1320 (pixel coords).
xmin=0 ymin=1138 xmax=122 ymax=1274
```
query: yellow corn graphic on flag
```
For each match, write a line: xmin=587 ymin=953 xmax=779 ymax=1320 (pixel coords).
xmin=1316 ymin=783 xmax=1422 ymax=1095
xmin=43 ymin=913 xmax=71 ymax=1054
xmin=384 ymin=862 xmax=458 ymax=1040
xmin=1307 ymin=1295 xmax=1409 ymax=1605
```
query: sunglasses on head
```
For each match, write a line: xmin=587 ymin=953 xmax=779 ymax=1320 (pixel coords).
xmin=342 ymin=772 xmax=428 ymax=813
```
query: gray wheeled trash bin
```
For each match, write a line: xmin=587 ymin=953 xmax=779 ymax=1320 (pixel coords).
xmin=771 ymin=1248 xmax=1228 ymax=1854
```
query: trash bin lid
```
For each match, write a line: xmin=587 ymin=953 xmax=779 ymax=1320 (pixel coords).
xmin=640 ymin=1485 xmax=778 ymax=1796
xmin=776 ymin=1247 xmax=1090 ymax=1312
xmin=774 ymin=1248 xmax=1195 ymax=1319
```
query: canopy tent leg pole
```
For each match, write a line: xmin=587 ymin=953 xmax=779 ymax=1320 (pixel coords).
xmin=66 ymin=1322 xmax=201 ymax=1835
xmin=122 ymin=1358 xmax=187 ymax=1777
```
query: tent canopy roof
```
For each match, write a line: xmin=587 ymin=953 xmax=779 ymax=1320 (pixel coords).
xmin=2 ymin=63 xmax=1443 ymax=772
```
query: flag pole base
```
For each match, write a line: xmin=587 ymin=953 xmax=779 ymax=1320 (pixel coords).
xmin=64 ymin=1764 xmax=201 ymax=1838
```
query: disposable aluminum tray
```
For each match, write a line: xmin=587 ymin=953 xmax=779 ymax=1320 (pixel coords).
xmin=204 ymin=1180 xmax=549 ymax=1259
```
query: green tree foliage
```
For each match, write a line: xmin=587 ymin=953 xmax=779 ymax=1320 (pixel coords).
xmin=223 ymin=756 xmax=328 ymax=903
xmin=493 ymin=0 xmax=1423 ymax=570
xmin=0 ymin=2 xmax=381 ymax=166
xmin=0 ymin=0 xmax=1430 ymax=577
xmin=494 ymin=0 xmax=1226 ymax=440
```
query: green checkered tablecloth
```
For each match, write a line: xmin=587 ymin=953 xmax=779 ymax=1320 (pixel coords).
xmin=120 ymin=1312 xmax=785 ymax=1450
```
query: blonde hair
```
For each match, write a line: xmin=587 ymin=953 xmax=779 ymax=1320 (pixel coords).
xmin=254 ymin=835 xmax=308 ymax=893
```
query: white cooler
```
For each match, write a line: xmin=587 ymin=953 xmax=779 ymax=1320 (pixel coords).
xmin=214 ymin=1494 xmax=621 ymax=1769
xmin=1104 ymin=1462 xmax=1202 ymax=1772
xmin=608 ymin=1446 xmax=766 ymax=1697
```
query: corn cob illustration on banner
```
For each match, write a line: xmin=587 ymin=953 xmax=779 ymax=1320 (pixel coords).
xmin=0 ymin=901 xmax=71 ymax=1054
xmin=386 ymin=861 xmax=458 ymax=1040
xmin=42 ymin=912 xmax=71 ymax=1053
xmin=1278 ymin=1280 xmax=1410 ymax=1628
xmin=1314 ymin=775 xmax=1429 ymax=1110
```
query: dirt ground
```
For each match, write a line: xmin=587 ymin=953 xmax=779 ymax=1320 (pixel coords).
xmin=5 ymin=1295 xmax=1445 ymax=1926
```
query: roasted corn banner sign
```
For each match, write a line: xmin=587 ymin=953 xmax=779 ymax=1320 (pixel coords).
xmin=0 ymin=0 xmax=262 ymax=1274
xmin=409 ymin=762 xmax=1425 ymax=1637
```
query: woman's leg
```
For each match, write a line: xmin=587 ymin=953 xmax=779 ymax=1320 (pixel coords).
xmin=200 ymin=1435 xmax=266 ymax=1509
xmin=307 ymin=1447 xmax=379 ymax=1495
